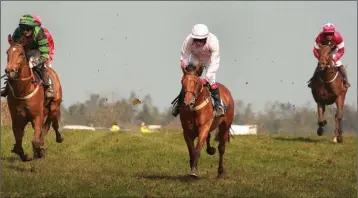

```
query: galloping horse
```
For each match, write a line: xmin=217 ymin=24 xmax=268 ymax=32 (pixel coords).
xmin=178 ymin=63 xmax=234 ymax=179
xmin=5 ymin=34 xmax=63 ymax=161
xmin=310 ymin=43 xmax=349 ymax=143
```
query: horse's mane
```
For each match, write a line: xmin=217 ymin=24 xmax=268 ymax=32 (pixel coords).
xmin=26 ymin=49 xmax=40 ymax=59
xmin=10 ymin=36 xmax=40 ymax=59
xmin=319 ymin=44 xmax=333 ymax=53
xmin=11 ymin=35 xmax=24 ymax=45
xmin=319 ymin=44 xmax=333 ymax=60
xmin=185 ymin=64 xmax=200 ymax=76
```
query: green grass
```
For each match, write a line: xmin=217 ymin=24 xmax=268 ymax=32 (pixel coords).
xmin=1 ymin=126 xmax=357 ymax=198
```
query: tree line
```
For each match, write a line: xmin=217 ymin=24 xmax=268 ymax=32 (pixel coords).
xmin=1 ymin=91 xmax=357 ymax=135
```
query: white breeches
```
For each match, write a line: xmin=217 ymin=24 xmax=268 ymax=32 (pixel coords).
xmin=29 ymin=57 xmax=52 ymax=68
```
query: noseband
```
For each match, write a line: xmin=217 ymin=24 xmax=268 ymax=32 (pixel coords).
xmin=183 ymin=74 xmax=203 ymax=102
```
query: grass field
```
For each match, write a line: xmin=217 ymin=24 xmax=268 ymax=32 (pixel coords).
xmin=1 ymin=126 xmax=357 ymax=198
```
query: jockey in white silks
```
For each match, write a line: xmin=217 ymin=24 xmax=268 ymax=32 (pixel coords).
xmin=171 ymin=24 xmax=225 ymax=118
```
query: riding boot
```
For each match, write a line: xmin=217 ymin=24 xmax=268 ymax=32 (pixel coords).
xmin=307 ymin=66 xmax=320 ymax=88
xmin=1 ymin=80 xmax=9 ymax=97
xmin=338 ymin=65 xmax=351 ymax=88
xmin=41 ymin=66 xmax=54 ymax=99
xmin=210 ymin=87 xmax=225 ymax=117
xmin=171 ymin=86 xmax=184 ymax=117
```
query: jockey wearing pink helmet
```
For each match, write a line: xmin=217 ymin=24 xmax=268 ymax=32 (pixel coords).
xmin=308 ymin=22 xmax=351 ymax=88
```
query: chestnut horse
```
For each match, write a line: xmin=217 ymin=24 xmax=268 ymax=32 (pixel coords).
xmin=5 ymin=34 xmax=63 ymax=161
xmin=179 ymin=63 xmax=234 ymax=179
xmin=310 ymin=43 xmax=348 ymax=143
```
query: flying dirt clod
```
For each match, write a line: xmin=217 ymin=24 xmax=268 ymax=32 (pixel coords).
xmin=132 ymin=98 xmax=142 ymax=105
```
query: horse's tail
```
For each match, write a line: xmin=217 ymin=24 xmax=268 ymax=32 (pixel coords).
xmin=228 ymin=125 xmax=234 ymax=143
xmin=216 ymin=126 xmax=234 ymax=143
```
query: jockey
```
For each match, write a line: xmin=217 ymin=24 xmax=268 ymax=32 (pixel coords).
xmin=171 ymin=24 xmax=225 ymax=118
xmin=307 ymin=23 xmax=351 ymax=88
xmin=1 ymin=14 xmax=55 ymax=99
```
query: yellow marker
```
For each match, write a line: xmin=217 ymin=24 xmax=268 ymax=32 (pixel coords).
xmin=111 ymin=125 xmax=120 ymax=132
xmin=140 ymin=126 xmax=151 ymax=133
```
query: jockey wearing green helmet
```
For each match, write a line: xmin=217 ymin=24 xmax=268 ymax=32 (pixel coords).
xmin=1 ymin=14 xmax=54 ymax=99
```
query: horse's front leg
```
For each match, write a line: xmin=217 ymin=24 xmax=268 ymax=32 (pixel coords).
xmin=333 ymin=96 xmax=344 ymax=143
xmin=191 ymin=123 xmax=211 ymax=179
xmin=317 ymin=103 xmax=327 ymax=136
xmin=206 ymin=132 xmax=216 ymax=155
xmin=11 ymin=118 xmax=32 ymax=162
xmin=183 ymin=130 xmax=195 ymax=174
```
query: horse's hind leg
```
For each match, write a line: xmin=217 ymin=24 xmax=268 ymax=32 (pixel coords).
xmin=206 ymin=132 xmax=216 ymax=155
xmin=217 ymin=123 xmax=230 ymax=179
xmin=51 ymin=110 xmax=63 ymax=143
xmin=317 ymin=103 xmax=327 ymax=136
xmin=12 ymin=120 xmax=32 ymax=162
xmin=42 ymin=115 xmax=52 ymax=136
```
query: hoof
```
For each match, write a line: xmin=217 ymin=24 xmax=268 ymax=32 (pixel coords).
xmin=11 ymin=147 xmax=33 ymax=162
xmin=317 ymin=127 xmax=324 ymax=136
xmin=318 ymin=120 xmax=327 ymax=127
xmin=206 ymin=147 xmax=216 ymax=155
xmin=337 ymin=135 xmax=343 ymax=143
xmin=56 ymin=136 xmax=64 ymax=143
xmin=323 ymin=120 xmax=327 ymax=126
xmin=189 ymin=174 xmax=199 ymax=180
xmin=34 ymin=149 xmax=45 ymax=159
xmin=332 ymin=136 xmax=338 ymax=144
xmin=189 ymin=171 xmax=199 ymax=179
xmin=218 ymin=167 xmax=225 ymax=178
xmin=32 ymin=139 xmax=45 ymax=157
xmin=217 ymin=173 xmax=225 ymax=179
xmin=21 ymin=154 xmax=33 ymax=162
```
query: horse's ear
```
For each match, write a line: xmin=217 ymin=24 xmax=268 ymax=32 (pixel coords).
xmin=8 ymin=34 xmax=13 ymax=45
xmin=194 ymin=63 xmax=201 ymax=75
xmin=181 ymin=65 xmax=188 ymax=75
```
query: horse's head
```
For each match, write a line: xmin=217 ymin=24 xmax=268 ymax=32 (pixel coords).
xmin=5 ymin=34 xmax=28 ymax=79
xmin=317 ymin=43 xmax=334 ymax=71
xmin=181 ymin=63 xmax=203 ymax=109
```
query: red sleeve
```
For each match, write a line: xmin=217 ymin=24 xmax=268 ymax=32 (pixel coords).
xmin=333 ymin=48 xmax=344 ymax=62
xmin=313 ymin=34 xmax=321 ymax=59
xmin=313 ymin=47 xmax=319 ymax=59
xmin=333 ymin=32 xmax=345 ymax=62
